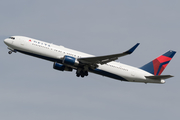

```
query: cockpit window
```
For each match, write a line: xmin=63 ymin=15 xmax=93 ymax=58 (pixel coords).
xmin=9 ymin=37 xmax=15 ymax=40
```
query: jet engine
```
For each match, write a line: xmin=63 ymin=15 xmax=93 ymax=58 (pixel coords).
xmin=53 ymin=62 xmax=72 ymax=71
xmin=62 ymin=55 xmax=79 ymax=66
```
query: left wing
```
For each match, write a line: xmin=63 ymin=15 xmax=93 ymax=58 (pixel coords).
xmin=78 ymin=43 xmax=140 ymax=65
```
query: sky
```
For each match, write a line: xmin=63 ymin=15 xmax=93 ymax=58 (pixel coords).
xmin=0 ymin=0 xmax=180 ymax=120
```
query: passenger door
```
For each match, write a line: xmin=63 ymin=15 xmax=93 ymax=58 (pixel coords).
xmin=19 ymin=38 xmax=25 ymax=46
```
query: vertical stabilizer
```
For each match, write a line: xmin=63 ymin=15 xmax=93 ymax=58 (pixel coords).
xmin=140 ymin=50 xmax=176 ymax=75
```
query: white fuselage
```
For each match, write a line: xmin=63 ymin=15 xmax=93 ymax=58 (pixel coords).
xmin=4 ymin=36 xmax=165 ymax=84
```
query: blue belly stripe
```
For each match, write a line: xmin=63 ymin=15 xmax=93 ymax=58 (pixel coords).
xmin=90 ymin=68 xmax=127 ymax=81
xmin=16 ymin=50 xmax=62 ymax=63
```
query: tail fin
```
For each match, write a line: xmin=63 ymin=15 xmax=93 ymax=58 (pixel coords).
xmin=140 ymin=50 xmax=176 ymax=75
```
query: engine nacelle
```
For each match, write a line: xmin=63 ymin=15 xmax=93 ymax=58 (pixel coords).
xmin=53 ymin=62 xmax=72 ymax=71
xmin=62 ymin=55 xmax=79 ymax=66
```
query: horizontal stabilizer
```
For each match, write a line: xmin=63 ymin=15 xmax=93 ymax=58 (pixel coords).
xmin=145 ymin=75 xmax=174 ymax=80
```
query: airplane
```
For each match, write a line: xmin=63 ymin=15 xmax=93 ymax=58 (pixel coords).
xmin=4 ymin=36 xmax=176 ymax=84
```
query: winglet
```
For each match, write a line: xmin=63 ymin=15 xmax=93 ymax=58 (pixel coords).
xmin=125 ymin=43 xmax=140 ymax=54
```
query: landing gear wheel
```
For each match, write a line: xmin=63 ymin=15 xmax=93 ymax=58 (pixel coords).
xmin=76 ymin=74 xmax=80 ymax=77
xmin=8 ymin=51 xmax=12 ymax=54
xmin=84 ymin=71 xmax=88 ymax=76
xmin=81 ymin=74 xmax=84 ymax=78
xmin=76 ymin=68 xmax=89 ymax=78
xmin=76 ymin=71 xmax=80 ymax=77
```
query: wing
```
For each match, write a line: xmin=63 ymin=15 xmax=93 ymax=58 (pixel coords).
xmin=78 ymin=43 xmax=140 ymax=66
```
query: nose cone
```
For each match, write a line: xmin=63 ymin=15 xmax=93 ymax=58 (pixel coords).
xmin=4 ymin=39 xmax=7 ymax=44
xmin=4 ymin=38 xmax=11 ymax=45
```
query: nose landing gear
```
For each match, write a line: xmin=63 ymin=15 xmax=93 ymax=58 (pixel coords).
xmin=7 ymin=49 xmax=16 ymax=54
xmin=8 ymin=51 xmax=12 ymax=54
xmin=7 ymin=47 xmax=16 ymax=54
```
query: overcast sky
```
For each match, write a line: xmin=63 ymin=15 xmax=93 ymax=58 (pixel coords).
xmin=0 ymin=0 xmax=180 ymax=120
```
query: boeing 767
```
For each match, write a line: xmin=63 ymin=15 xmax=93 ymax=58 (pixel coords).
xmin=4 ymin=36 xmax=176 ymax=84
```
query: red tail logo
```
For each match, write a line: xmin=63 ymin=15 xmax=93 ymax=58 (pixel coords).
xmin=153 ymin=55 xmax=171 ymax=75
xmin=140 ymin=50 xmax=176 ymax=75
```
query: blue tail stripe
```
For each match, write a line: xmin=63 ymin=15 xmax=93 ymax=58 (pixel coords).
xmin=156 ymin=61 xmax=170 ymax=75
xmin=140 ymin=61 xmax=154 ymax=74
xmin=163 ymin=51 xmax=176 ymax=58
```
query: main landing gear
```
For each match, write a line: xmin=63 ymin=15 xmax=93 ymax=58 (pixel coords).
xmin=76 ymin=68 xmax=89 ymax=78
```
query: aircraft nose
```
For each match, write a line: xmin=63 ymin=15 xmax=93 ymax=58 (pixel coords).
xmin=4 ymin=38 xmax=10 ymax=45
xmin=4 ymin=39 xmax=7 ymax=44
